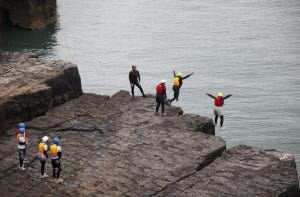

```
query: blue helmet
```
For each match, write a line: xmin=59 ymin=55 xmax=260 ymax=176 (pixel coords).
xmin=18 ymin=122 xmax=25 ymax=128
xmin=19 ymin=128 xmax=25 ymax=133
xmin=53 ymin=137 xmax=60 ymax=145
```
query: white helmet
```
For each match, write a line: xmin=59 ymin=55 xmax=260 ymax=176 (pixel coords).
xmin=42 ymin=136 xmax=49 ymax=143
xmin=161 ymin=79 xmax=166 ymax=83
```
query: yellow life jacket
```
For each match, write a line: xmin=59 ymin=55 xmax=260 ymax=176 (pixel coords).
xmin=38 ymin=142 xmax=45 ymax=154
xmin=173 ymin=77 xmax=180 ymax=87
xmin=50 ymin=144 xmax=58 ymax=156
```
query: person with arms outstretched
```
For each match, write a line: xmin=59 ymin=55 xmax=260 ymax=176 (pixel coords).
xmin=129 ymin=65 xmax=146 ymax=98
xmin=206 ymin=92 xmax=232 ymax=129
xmin=169 ymin=70 xmax=193 ymax=104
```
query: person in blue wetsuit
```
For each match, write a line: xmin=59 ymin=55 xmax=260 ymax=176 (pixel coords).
xmin=206 ymin=92 xmax=232 ymax=129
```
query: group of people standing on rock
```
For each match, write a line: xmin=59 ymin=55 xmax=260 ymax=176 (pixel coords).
xmin=16 ymin=123 xmax=63 ymax=183
xmin=129 ymin=65 xmax=232 ymax=129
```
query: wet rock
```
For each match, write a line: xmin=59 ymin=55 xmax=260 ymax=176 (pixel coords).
xmin=0 ymin=0 xmax=57 ymax=29
xmin=0 ymin=52 xmax=82 ymax=134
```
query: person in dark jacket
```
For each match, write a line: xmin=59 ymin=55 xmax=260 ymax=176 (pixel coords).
xmin=129 ymin=65 xmax=146 ymax=98
xmin=169 ymin=70 xmax=193 ymax=104
xmin=206 ymin=92 xmax=232 ymax=129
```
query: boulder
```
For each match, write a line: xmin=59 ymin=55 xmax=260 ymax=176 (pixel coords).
xmin=0 ymin=0 xmax=57 ymax=29
xmin=0 ymin=52 xmax=82 ymax=134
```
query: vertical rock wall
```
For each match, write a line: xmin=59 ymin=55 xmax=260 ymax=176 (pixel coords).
xmin=0 ymin=0 xmax=57 ymax=29
xmin=0 ymin=52 xmax=82 ymax=134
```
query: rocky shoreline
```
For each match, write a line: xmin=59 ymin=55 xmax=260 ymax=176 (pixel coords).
xmin=0 ymin=52 xmax=299 ymax=196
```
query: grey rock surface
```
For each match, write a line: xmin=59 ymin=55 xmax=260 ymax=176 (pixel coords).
xmin=0 ymin=91 xmax=225 ymax=196
xmin=0 ymin=52 xmax=82 ymax=134
xmin=0 ymin=0 xmax=57 ymax=29
xmin=153 ymin=145 xmax=300 ymax=197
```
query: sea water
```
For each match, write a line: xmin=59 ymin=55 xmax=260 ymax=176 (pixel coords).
xmin=1 ymin=0 xmax=300 ymax=177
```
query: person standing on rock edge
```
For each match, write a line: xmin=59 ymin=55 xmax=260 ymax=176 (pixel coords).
xmin=169 ymin=70 xmax=193 ymax=105
xmin=37 ymin=136 xmax=49 ymax=178
xmin=129 ymin=65 xmax=146 ymax=98
xmin=50 ymin=137 xmax=63 ymax=183
xmin=155 ymin=80 xmax=167 ymax=116
xmin=17 ymin=127 xmax=27 ymax=170
xmin=206 ymin=92 xmax=232 ymax=129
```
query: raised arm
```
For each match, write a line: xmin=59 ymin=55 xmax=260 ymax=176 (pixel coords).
xmin=223 ymin=94 xmax=232 ymax=100
xmin=206 ymin=93 xmax=215 ymax=99
xmin=182 ymin=72 xmax=193 ymax=80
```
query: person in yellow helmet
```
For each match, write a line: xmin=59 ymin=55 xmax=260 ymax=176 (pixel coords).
xmin=206 ymin=92 xmax=232 ymax=129
xmin=169 ymin=70 xmax=193 ymax=104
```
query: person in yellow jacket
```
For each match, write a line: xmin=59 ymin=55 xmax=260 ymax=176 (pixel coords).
xmin=37 ymin=136 xmax=49 ymax=178
xmin=50 ymin=137 xmax=63 ymax=183
xmin=169 ymin=70 xmax=193 ymax=104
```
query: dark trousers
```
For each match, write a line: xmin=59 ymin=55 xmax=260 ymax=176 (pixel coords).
xmin=156 ymin=95 xmax=165 ymax=113
xmin=40 ymin=159 xmax=46 ymax=175
xmin=51 ymin=158 xmax=61 ymax=179
xmin=215 ymin=115 xmax=224 ymax=127
xmin=170 ymin=86 xmax=180 ymax=102
xmin=131 ymin=82 xmax=145 ymax=97
xmin=18 ymin=149 xmax=26 ymax=167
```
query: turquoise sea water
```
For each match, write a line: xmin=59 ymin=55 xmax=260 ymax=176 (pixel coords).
xmin=1 ymin=0 xmax=300 ymax=177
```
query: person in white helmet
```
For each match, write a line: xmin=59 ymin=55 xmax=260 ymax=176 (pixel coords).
xmin=155 ymin=80 xmax=167 ymax=116
xmin=37 ymin=136 xmax=49 ymax=178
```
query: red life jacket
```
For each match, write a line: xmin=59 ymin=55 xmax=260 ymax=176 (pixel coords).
xmin=214 ymin=97 xmax=223 ymax=107
xmin=156 ymin=84 xmax=164 ymax=95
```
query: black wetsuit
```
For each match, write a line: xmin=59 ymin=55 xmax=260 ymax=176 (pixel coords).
xmin=170 ymin=71 xmax=192 ymax=103
xmin=156 ymin=84 xmax=167 ymax=114
xmin=129 ymin=70 xmax=145 ymax=97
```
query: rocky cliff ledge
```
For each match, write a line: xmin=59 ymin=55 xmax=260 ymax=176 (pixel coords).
xmin=0 ymin=53 xmax=299 ymax=196
xmin=0 ymin=0 xmax=57 ymax=29
xmin=0 ymin=52 xmax=82 ymax=134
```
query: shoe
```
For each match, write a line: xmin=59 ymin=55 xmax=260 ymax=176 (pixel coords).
xmin=143 ymin=95 xmax=146 ymax=97
xmin=220 ymin=126 xmax=226 ymax=130
xmin=20 ymin=167 xmax=26 ymax=171
xmin=57 ymin=178 xmax=64 ymax=183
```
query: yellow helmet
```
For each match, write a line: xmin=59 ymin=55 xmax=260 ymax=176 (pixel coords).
xmin=176 ymin=72 xmax=182 ymax=77
xmin=217 ymin=92 xmax=223 ymax=97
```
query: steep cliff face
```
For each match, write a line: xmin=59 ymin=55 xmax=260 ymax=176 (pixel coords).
xmin=0 ymin=0 xmax=57 ymax=29
xmin=0 ymin=52 xmax=82 ymax=134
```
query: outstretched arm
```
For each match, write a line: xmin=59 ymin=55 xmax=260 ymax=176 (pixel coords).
xmin=182 ymin=72 xmax=193 ymax=80
xmin=223 ymin=94 xmax=232 ymax=100
xmin=206 ymin=93 xmax=215 ymax=99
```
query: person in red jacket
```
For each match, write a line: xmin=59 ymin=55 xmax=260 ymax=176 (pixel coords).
xmin=155 ymin=80 xmax=167 ymax=116
xmin=206 ymin=92 xmax=232 ymax=129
